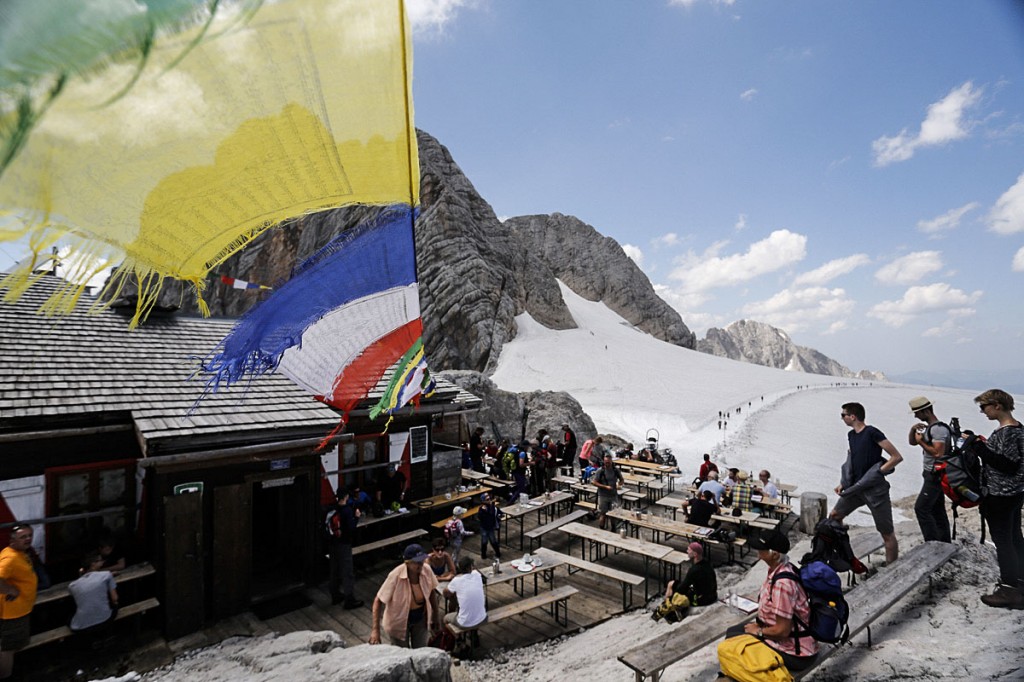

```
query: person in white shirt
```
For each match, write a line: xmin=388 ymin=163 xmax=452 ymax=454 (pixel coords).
xmin=443 ymin=556 xmax=487 ymax=632
xmin=758 ymin=470 xmax=780 ymax=499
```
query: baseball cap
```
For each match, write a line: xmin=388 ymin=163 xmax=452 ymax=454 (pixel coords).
xmin=747 ymin=529 xmax=790 ymax=553
xmin=403 ymin=544 xmax=428 ymax=562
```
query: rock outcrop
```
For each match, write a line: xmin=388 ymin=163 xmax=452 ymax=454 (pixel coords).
xmin=506 ymin=213 xmax=695 ymax=349
xmin=437 ymin=370 xmax=597 ymax=443
xmin=697 ymin=320 xmax=886 ymax=380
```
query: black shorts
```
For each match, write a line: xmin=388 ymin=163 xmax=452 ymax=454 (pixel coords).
xmin=0 ymin=614 xmax=32 ymax=651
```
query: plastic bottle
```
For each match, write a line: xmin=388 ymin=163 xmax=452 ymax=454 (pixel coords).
xmin=957 ymin=485 xmax=980 ymax=503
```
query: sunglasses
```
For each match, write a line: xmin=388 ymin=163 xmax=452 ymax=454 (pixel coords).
xmin=840 ymin=413 xmax=852 ymax=418
xmin=979 ymin=403 xmax=996 ymax=411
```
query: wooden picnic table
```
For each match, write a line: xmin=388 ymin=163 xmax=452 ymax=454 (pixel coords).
xmin=436 ymin=553 xmax=566 ymax=601
xmin=559 ymin=520 xmax=673 ymax=601
xmin=614 ymin=459 xmax=678 ymax=495
xmin=411 ymin=484 xmax=491 ymax=511
xmin=502 ymin=491 xmax=574 ymax=550
xmin=712 ymin=508 xmax=761 ymax=535
xmin=461 ymin=468 xmax=490 ymax=481
xmin=608 ymin=508 xmax=746 ymax=564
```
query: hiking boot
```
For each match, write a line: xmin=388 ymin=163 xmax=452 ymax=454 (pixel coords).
xmin=980 ymin=584 xmax=1024 ymax=609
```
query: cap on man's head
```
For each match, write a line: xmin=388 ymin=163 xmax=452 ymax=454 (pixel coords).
xmin=403 ymin=544 xmax=429 ymax=562
xmin=453 ymin=506 xmax=466 ymax=517
xmin=909 ymin=396 xmax=933 ymax=414
xmin=737 ymin=470 xmax=750 ymax=481
xmin=747 ymin=529 xmax=790 ymax=554
xmin=729 ymin=467 xmax=739 ymax=475
xmin=480 ymin=493 xmax=491 ymax=503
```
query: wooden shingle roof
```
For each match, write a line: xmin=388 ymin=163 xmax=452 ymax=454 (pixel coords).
xmin=0 ymin=276 xmax=479 ymax=454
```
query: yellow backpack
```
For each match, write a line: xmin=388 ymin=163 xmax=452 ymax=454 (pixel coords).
xmin=717 ymin=634 xmax=792 ymax=682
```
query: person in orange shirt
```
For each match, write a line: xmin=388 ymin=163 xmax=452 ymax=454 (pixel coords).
xmin=0 ymin=525 xmax=38 ymax=679
xmin=368 ymin=544 xmax=440 ymax=647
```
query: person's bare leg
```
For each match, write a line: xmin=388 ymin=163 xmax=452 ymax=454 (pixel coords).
xmin=664 ymin=581 xmax=675 ymax=599
xmin=882 ymin=532 xmax=899 ymax=564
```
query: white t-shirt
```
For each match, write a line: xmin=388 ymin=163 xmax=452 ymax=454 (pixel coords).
xmin=760 ymin=481 xmax=779 ymax=499
xmin=447 ymin=570 xmax=487 ymax=628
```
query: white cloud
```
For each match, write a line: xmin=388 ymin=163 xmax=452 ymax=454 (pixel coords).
xmin=622 ymin=244 xmax=644 ymax=268
xmin=653 ymin=283 xmax=715 ymax=326
xmin=1013 ymin=246 xmax=1024 ymax=272
xmin=741 ymin=286 xmax=856 ymax=333
xmin=669 ymin=229 xmax=807 ymax=292
xmin=867 ymin=283 xmax=982 ymax=327
xmin=740 ymin=88 xmax=758 ymax=102
xmin=655 ymin=232 xmax=681 ymax=247
xmin=987 ymin=171 xmax=1024 ymax=235
xmin=827 ymin=156 xmax=851 ymax=172
xmin=917 ymin=202 xmax=979 ymax=235
xmin=792 ymin=254 xmax=870 ymax=287
xmin=874 ymin=251 xmax=943 ymax=286
xmin=406 ymin=0 xmax=477 ymax=35
xmin=872 ymin=81 xmax=982 ymax=166
xmin=734 ymin=214 xmax=747 ymax=231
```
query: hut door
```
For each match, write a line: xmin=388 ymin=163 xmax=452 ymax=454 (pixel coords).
xmin=162 ymin=492 xmax=205 ymax=638
xmin=213 ymin=484 xmax=251 ymax=617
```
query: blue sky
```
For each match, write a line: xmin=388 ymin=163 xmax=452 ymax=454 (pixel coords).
xmin=406 ymin=0 xmax=1024 ymax=376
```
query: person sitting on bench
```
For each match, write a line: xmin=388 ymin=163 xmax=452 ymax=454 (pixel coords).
xmin=718 ymin=530 xmax=818 ymax=678
xmin=442 ymin=556 xmax=486 ymax=634
xmin=685 ymin=491 xmax=719 ymax=528
xmin=664 ymin=542 xmax=718 ymax=607
xmin=69 ymin=553 xmax=119 ymax=636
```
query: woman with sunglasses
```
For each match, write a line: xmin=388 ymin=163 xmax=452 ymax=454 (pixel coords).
xmin=973 ymin=389 xmax=1024 ymax=609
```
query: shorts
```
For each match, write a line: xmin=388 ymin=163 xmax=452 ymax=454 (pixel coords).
xmin=598 ymin=496 xmax=616 ymax=514
xmin=444 ymin=611 xmax=487 ymax=628
xmin=0 ymin=614 xmax=31 ymax=652
xmin=833 ymin=481 xmax=894 ymax=535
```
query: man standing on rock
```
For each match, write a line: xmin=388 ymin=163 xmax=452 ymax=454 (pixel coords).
xmin=831 ymin=402 xmax=903 ymax=564
xmin=594 ymin=454 xmax=624 ymax=530
xmin=907 ymin=396 xmax=952 ymax=543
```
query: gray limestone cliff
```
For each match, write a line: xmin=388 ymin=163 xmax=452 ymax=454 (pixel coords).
xmin=697 ymin=320 xmax=886 ymax=380
xmin=505 ymin=213 xmax=696 ymax=349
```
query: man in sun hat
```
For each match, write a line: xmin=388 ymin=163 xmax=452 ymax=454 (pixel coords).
xmin=663 ymin=541 xmax=718 ymax=608
xmin=369 ymin=543 xmax=440 ymax=648
xmin=907 ymin=396 xmax=952 ymax=543
xmin=733 ymin=470 xmax=755 ymax=512
xmin=831 ymin=402 xmax=903 ymax=564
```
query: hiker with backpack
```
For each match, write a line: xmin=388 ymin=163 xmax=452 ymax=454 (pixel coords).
xmin=831 ymin=402 xmax=903 ymax=565
xmin=907 ymin=396 xmax=953 ymax=543
xmin=973 ymin=389 xmax=1024 ymax=609
xmin=717 ymin=530 xmax=819 ymax=678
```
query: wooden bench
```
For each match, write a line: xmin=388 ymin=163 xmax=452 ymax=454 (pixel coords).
xmin=793 ymin=541 xmax=959 ymax=680
xmin=352 ymin=529 xmax=428 ymax=557
xmin=617 ymin=534 xmax=907 ymax=682
xmin=749 ymin=518 xmax=780 ymax=531
xmin=533 ymin=547 xmax=644 ymax=611
xmin=524 ymin=509 xmax=590 ymax=551
xmin=25 ymin=597 xmax=161 ymax=650
xmin=447 ymin=584 xmax=579 ymax=634
xmin=575 ymin=499 xmax=597 ymax=511
xmin=431 ymin=505 xmax=481 ymax=529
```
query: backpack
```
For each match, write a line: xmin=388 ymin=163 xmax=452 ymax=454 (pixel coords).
xmin=651 ymin=592 xmax=690 ymax=623
xmin=933 ymin=418 xmax=984 ymax=512
xmin=444 ymin=518 xmax=461 ymax=543
xmin=802 ymin=518 xmax=865 ymax=576
xmin=771 ymin=561 xmax=849 ymax=653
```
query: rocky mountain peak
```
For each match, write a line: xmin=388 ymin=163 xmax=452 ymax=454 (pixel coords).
xmin=698 ymin=319 xmax=886 ymax=380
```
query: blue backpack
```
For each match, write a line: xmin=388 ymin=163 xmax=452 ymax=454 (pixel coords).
xmin=770 ymin=561 xmax=849 ymax=652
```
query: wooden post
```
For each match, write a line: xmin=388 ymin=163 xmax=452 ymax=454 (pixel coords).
xmin=799 ymin=492 xmax=827 ymax=534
